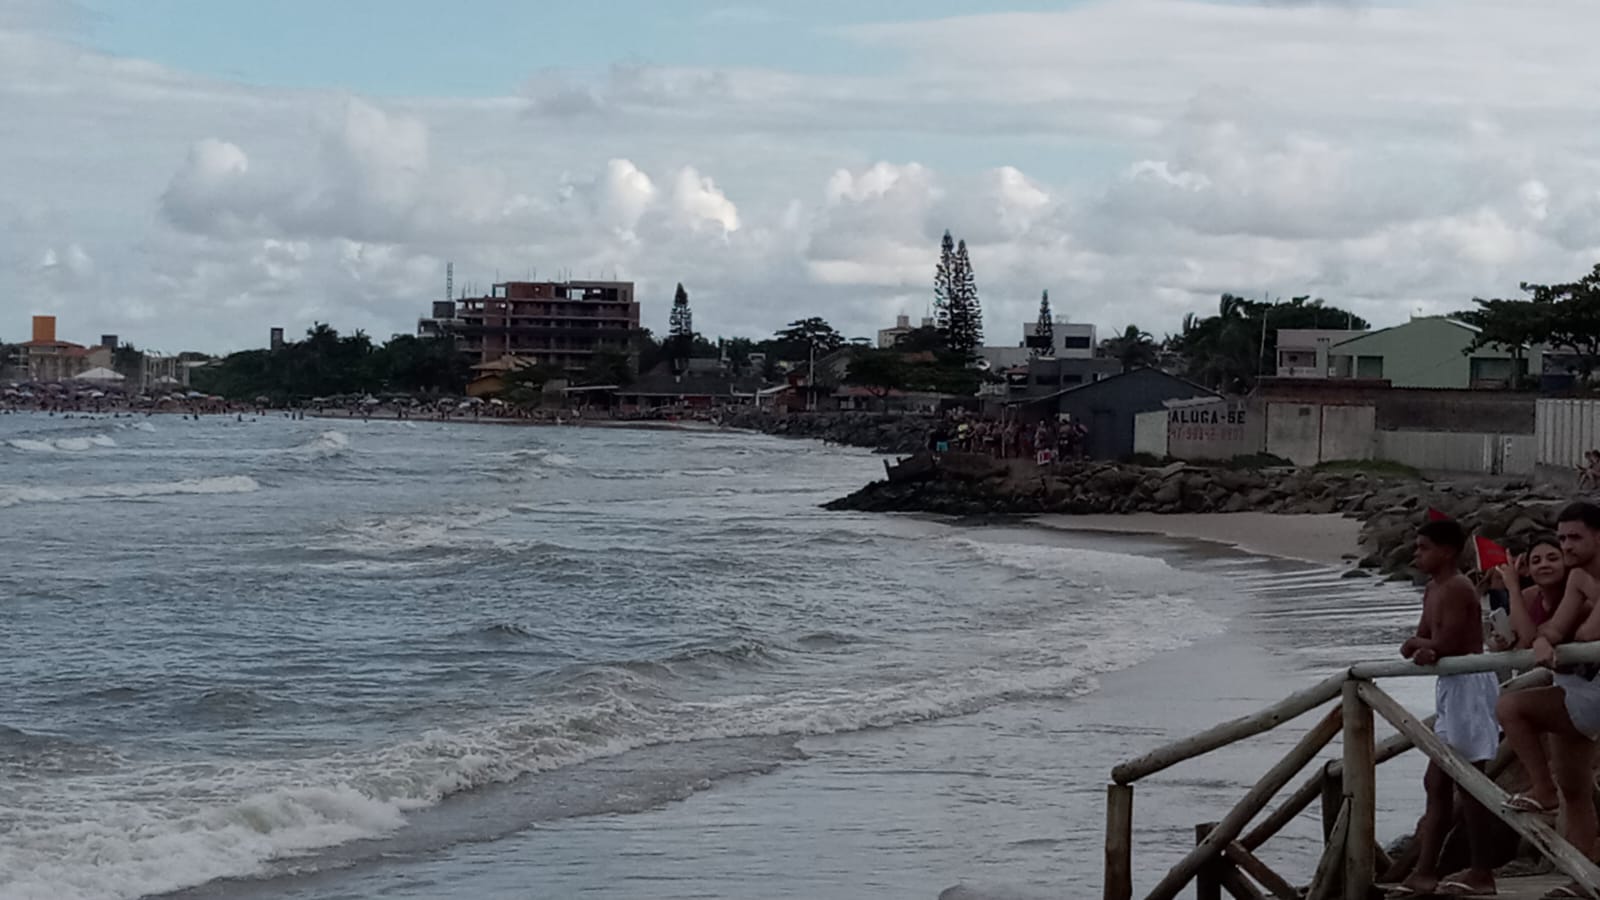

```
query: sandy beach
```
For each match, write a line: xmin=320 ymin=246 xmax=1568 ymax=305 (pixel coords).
xmin=1031 ymin=511 xmax=1363 ymax=566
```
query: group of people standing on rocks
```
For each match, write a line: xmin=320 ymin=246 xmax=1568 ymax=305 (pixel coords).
xmin=1393 ymin=502 xmax=1600 ymax=898
xmin=926 ymin=413 xmax=1089 ymax=464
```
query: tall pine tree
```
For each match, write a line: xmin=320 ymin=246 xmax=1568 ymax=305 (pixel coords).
xmin=933 ymin=231 xmax=957 ymax=339
xmin=943 ymin=239 xmax=983 ymax=358
xmin=1032 ymin=290 xmax=1054 ymax=358
xmin=669 ymin=282 xmax=693 ymax=373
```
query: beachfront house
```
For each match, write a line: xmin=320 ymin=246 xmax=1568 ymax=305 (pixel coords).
xmin=1274 ymin=317 xmax=1539 ymax=389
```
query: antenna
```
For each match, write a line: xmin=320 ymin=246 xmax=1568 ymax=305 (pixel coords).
xmin=445 ymin=262 xmax=453 ymax=302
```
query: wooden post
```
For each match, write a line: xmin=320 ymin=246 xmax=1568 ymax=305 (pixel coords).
xmin=1222 ymin=843 xmax=1299 ymax=900
xmin=1342 ymin=680 xmax=1376 ymax=900
xmin=1355 ymin=681 xmax=1600 ymax=897
xmin=1217 ymin=867 xmax=1266 ymax=900
xmin=1320 ymin=763 xmax=1344 ymax=842
xmin=1105 ymin=784 xmax=1133 ymax=900
xmin=1307 ymin=800 xmax=1350 ymax=900
xmin=1113 ymin=673 xmax=1345 ymax=784
xmin=1143 ymin=706 xmax=1343 ymax=900
xmin=1196 ymin=824 xmax=1222 ymax=900
xmin=1240 ymin=717 xmax=1431 ymax=851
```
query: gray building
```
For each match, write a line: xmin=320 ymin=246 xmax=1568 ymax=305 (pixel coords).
xmin=1008 ymin=368 xmax=1219 ymax=460
xmin=1007 ymin=356 xmax=1123 ymax=398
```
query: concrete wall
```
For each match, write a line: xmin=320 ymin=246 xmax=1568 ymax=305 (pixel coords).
xmin=1319 ymin=405 xmax=1376 ymax=462
xmin=1537 ymin=399 xmax=1600 ymax=468
xmin=1263 ymin=402 xmax=1377 ymax=465
xmin=1167 ymin=399 xmax=1260 ymax=460
xmin=1265 ymin=402 xmax=1326 ymax=466
xmin=1376 ymin=431 xmax=1536 ymax=475
xmin=1133 ymin=410 xmax=1168 ymax=457
xmin=1254 ymin=379 xmax=1536 ymax=434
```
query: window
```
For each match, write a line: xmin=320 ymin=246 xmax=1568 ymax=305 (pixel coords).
xmin=1355 ymin=356 xmax=1384 ymax=379
xmin=1061 ymin=374 xmax=1083 ymax=385
xmin=1062 ymin=336 xmax=1092 ymax=350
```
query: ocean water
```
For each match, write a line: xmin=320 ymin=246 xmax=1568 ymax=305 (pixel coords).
xmin=0 ymin=413 xmax=1436 ymax=900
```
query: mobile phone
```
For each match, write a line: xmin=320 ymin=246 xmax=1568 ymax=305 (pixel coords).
xmin=1489 ymin=608 xmax=1514 ymax=644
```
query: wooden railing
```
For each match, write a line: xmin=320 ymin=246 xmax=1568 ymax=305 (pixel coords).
xmin=1104 ymin=643 xmax=1600 ymax=900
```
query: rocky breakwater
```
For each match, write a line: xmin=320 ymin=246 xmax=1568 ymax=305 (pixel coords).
xmin=824 ymin=452 xmax=1572 ymax=578
xmin=720 ymin=409 xmax=934 ymax=454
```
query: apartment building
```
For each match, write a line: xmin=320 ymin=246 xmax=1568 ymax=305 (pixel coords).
xmin=420 ymin=280 xmax=640 ymax=372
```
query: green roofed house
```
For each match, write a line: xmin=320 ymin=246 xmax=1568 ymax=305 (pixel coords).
xmin=1324 ymin=316 xmax=1540 ymax=390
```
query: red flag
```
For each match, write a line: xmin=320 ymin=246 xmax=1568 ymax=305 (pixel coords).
xmin=1426 ymin=507 xmax=1451 ymax=522
xmin=1475 ymin=536 xmax=1509 ymax=571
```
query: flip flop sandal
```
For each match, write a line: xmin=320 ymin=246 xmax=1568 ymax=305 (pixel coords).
xmin=1542 ymin=884 xmax=1590 ymax=899
xmin=1503 ymin=792 xmax=1559 ymax=814
xmin=1435 ymin=881 xmax=1497 ymax=897
xmin=1384 ymin=886 xmax=1420 ymax=899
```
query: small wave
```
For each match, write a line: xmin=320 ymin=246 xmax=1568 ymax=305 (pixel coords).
xmin=288 ymin=431 xmax=351 ymax=459
xmin=5 ymin=433 xmax=116 ymax=452
xmin=6 ymin=438 xmax=56 ymax=452
xmin=0 ymin=475 xmax=262 ymax=508
xmin=335 ymin=507 xmax=516 ymax=555
xmin=680 ymin=467 xmax=737 ymax=477
xmin=663 ymin=638 xmax=784 ymax=668
xmin=467 ymin=623 xmax=540 ymax=641
xmin=793 ymin=630 xmax=863 ymax=649
xmin=0 ymin=724 xmax=123 ymax=775
xmin=132 ymin=421 xmax=158 ymax=433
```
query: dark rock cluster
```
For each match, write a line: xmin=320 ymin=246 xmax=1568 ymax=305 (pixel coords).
xmin=823 ymin=452 xmax=1570 ymax=578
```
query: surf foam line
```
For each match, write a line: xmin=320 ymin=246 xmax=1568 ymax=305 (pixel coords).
xmin=6 ymin=433 xmax=118 ymax=453
xmin=0 ymin=475 xmax=261 ymax=508
xmin=0 ymin=602 xmax=1216 ymax=900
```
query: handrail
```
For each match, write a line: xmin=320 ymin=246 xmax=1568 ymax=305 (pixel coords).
xmin=1114 ymin=641 xmax=1600 ymax=783
xmin=1104 ymin=644 xmax=1600 ymax=900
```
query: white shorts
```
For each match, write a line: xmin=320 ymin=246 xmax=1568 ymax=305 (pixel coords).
xmin=1435 ymin=672 xmax=1501 ymax=763
xmin=1554 ymin=671 xmax=1600 ymax=741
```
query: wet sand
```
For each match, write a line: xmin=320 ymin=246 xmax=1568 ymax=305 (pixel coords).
xmin=1031 ymin=512 xmax=1363 ymax=567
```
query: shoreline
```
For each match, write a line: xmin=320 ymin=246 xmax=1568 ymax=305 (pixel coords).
xmin=1031 ymin=511 xmax=1363 ymax=567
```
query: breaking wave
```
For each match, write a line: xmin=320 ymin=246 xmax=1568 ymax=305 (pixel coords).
xmin=6 ymin=433 xmax=117 ymax=453
xmin=0 ymin=475 xmax=261 ymax=508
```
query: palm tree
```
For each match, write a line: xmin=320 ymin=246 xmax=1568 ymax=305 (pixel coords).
xmin=1102 ymin=325 xmax=1159 ymax=373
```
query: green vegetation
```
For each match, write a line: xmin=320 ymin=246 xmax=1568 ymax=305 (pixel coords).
xmin=1456 ymin=263 xmax=1600 ymax=385
xmin=933 ymin=230 xmax=983 ymax=359
xmin=1168 ymin=294 xmax=1370 ymax=393
xmin=1101 ymin=325 xmax=1160 ymax=373
xmin=191 ymin=325 xmax=470 ymax=402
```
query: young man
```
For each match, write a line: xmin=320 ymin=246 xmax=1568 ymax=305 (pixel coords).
xmin=1498 ymin=502 xmax=1600 ymax=879
xmin=1395 ymin=519 xmax=1500 ymax=898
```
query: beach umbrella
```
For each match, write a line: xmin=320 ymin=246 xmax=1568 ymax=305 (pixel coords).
xmin=86 ymin=390 xmax=106 ymax=399
xmin=488 ymin=398 xmax=506 ymax=406
xmin=74 ymin=367 xmax=125 ymax=383
xmin=185 ymin=390 xmax=205 ymax=399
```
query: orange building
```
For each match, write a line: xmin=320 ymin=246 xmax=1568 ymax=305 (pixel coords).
xmin=14 ymin=316 xmax=112 ymax=382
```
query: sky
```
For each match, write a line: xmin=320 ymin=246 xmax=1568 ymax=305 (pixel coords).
xmin=6 ymin=0 xmax=1600 ymax=354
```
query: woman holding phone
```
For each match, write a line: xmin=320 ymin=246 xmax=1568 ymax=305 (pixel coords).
xmin=1488 ymin=534 xmax=1568 ymax=650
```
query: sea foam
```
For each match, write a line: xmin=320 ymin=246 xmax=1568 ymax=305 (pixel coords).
xmin=0 ymin=475 xmax=261 ymax=508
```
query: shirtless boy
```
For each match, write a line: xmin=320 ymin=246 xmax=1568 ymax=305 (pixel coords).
xmin=1394 ymin=519 xmax=1499 ymax=898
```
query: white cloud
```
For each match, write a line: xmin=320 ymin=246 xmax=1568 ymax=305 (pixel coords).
xmin=14 ymin=0 xmax=1600 ymax=353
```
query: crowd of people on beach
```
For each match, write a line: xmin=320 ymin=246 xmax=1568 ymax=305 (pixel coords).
xmin=926 ymin=411 xmax=1090 ymax=464
xmin=1391 ymin=502 xmax=1600 ymax=898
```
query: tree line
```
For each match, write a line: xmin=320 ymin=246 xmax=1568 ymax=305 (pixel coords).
xmin=22 ymin=240 xmax=1600 ymax=403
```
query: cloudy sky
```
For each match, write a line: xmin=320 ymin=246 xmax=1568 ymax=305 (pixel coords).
xmin=6 ymin=0 xmax=1600 ymax=354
